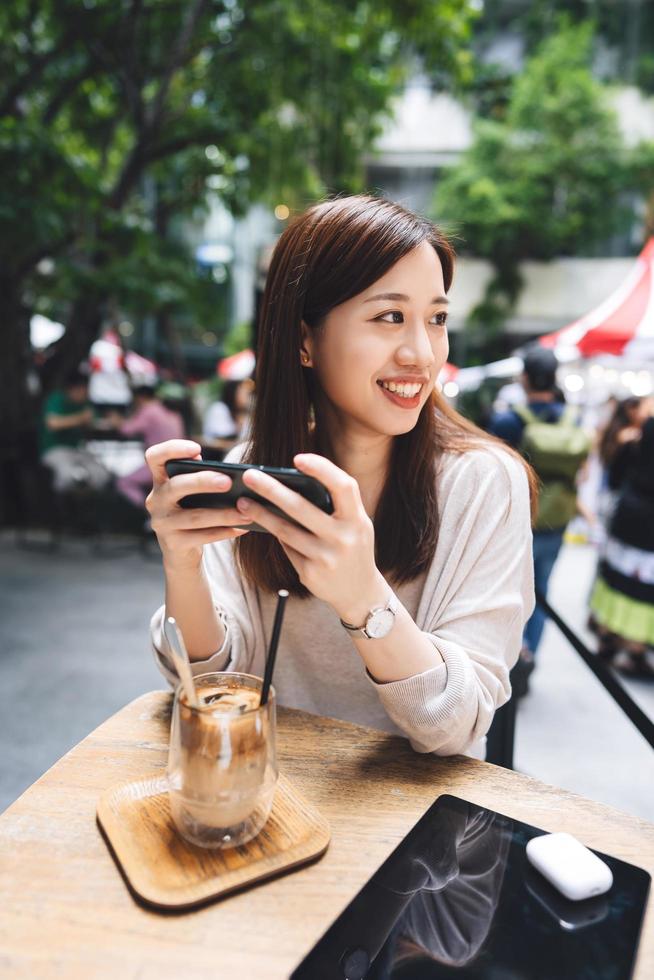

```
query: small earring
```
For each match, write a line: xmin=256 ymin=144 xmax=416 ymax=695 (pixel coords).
xmin=301 ymin=352 xmax=310 ymax=365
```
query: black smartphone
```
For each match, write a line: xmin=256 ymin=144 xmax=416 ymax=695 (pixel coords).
xmin=164 ymin=458 xmax=334 ymax=533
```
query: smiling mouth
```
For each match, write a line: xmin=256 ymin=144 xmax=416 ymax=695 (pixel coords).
xmin=377 ymin=380 xmax=424 ymax=399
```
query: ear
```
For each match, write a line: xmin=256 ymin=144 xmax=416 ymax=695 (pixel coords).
xmin=299 ymin=320 xmax=314 ymax=368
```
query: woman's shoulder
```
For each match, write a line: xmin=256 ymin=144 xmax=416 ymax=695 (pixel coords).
xmin=223 ymin=442 xmax=248 ymax=464
xmin=439 ymin=441 xmax=525 ymax=481
xmin=437 ymin=443 xmax=530 ymax=511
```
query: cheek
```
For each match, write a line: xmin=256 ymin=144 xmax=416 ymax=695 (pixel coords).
xmin=317 ymin=356 xmax=362 ymax=403
xmin=430 ymin=327 xmax=449 ymax=366
xmin=314 ymin=325 xmax=379 ymax=390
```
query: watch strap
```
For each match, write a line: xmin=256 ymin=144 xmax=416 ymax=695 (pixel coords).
xmin=340 ymin=591 xmax=397 ymax=638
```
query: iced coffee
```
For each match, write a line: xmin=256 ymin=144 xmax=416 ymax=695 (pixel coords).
xmin=168 ymin=672 xmax=277 ymax=849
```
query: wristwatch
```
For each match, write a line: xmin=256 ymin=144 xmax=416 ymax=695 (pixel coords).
xmin=340 ymin=592 xmax=398 ymax=640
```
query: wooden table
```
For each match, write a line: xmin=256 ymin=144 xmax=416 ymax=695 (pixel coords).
xmin=1 ymin=692 xmax=652 ymax=979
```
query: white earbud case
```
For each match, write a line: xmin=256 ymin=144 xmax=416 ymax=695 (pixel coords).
xmin=526 ymin=832 xmax=614 ymax=902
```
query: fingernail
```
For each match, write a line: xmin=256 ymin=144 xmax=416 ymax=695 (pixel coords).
xmin=237 ymin=498 xmax=252 ymax=512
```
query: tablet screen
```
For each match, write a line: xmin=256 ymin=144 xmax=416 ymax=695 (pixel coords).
xmin=291 ymin=794 xmax=650 ymax=980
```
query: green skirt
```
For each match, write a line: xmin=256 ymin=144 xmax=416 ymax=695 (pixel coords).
xmin=590 ymin=577 xmax=654 ymax=645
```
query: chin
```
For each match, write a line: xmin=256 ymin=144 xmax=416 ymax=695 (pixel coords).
xmin=369 ymin=413 xmax=422 ymax=438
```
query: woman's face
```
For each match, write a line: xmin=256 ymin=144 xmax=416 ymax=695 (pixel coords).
xmin=635 ymin=396 xmax=654 ymax=425
xmin=624 ymin=397 xmax=652 ymax=427
xmin=303 ymin=242 xmax=449 ymax=441
xmin=235 ymin=379 xmax=254 ymax=412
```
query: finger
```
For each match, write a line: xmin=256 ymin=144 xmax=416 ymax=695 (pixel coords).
xmin=164 ymin=470 xmax=233 ymax=504
xmin=145 ymin=440 xmax=202 ymax=486
xmin=164 ymin=507 xmax=253 ymax=531
xmin=236 ymin=498 xmax=323 ymax=558
xmin=167 ymin=527 xmax=251 ymax=548
xmin=279 ymin=540 xmax=307 ymax=576
xmin=241 ymin=469 xmax=332 ymax=536
xmin=293 ymin=454 xmax=361 ymax=518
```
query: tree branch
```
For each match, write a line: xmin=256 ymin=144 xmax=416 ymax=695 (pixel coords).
xmin=0 ymin=27 xmax=81 ymax=117
xmin=14 ymin=233 xmax=76 ymax=283
xmin=42 ymin=64 xmax=94 ymax=126
xmin=144 ymin=0 xmax=210 ymax=129
xmin=143 ymin=127 xmax=227 ymax=165
xmin=106 ymin=0 xmax=210 ymax=211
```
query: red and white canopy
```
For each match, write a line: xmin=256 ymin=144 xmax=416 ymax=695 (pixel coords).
xmin=218 ymin=348 xmax=255 ymax=381
xmin=541 ymin=238 xmax=654 ymax=360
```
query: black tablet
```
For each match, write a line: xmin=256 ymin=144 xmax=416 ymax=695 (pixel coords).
xmin=291 ymin=794 xmax=650 ymax=980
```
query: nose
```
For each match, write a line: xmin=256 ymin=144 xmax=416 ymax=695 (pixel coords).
xmin=395 ymin=318 xmax=438 ymax=370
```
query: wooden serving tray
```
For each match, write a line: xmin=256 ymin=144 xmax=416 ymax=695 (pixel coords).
xmin=97 ymin=771 xmax=330 ymax=910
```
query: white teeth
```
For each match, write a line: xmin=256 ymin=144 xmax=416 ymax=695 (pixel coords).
xmin=379 ymin=380 xmax=422 ymax=398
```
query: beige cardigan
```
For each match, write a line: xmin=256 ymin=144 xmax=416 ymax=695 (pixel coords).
xmin=151 ymin=445 xmax=534 ymax=759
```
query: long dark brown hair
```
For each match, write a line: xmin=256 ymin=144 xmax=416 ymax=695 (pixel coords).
xmin=598 ymin=396 xmax=643 ymax=466
xmin=237 ymin=195 xmax=535 ymax=596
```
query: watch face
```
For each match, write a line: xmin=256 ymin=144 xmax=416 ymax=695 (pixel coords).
xmin=366 ymin=608 xmax=395 ymax=639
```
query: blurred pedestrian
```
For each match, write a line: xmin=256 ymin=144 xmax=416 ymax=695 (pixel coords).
xmin=40 ymin=369 xmax=110 ymax=493
xmin=106 ymin=385 xmax=184 ymax=511
xmin=489 ymin=348 xmax=590 ymax=693
xmin=590 ymin=412 xmax=654 ymax=675
xmin=598 ymin=396 xmax=653 ymax=504
xmin=158 ymin=380 xmax=195 ymax=436
xmin=202 ymin=377 xmax=254 ymax=452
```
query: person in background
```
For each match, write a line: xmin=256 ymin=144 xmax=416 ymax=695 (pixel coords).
xmin=489 ymin=348 xmax=590 ymax=694
xmin=106 ymin=385 xmax=184 ymax=511
xmin=598 ymin=396 xmax=652 ymax=497
xmin=202 ymin=377 xmax=254 ymax=454
xmin=158 ymin=380 xmax=195 ymax=437
xmin=590 ymin=411 xmax=654 ymax=675
xmin=40 ymin=369 xmax=110 ymax=493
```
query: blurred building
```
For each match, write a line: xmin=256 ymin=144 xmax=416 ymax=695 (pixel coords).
xmin=367 ymin=78 xmax=654 ymax=351
xmin=192 ymin=78 xmax=654 ymax=357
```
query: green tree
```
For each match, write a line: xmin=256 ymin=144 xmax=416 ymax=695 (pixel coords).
xmin=468 ymin=0 xmax=654 ymax=119
xmin=0 ymin=0 xmax=477 ymax=449
xmin=435 ymin=21 xmax=631 ymax=343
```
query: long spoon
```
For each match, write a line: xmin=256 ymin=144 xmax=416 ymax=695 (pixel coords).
xmin=164 ymin=616 xmax=201 ymax=709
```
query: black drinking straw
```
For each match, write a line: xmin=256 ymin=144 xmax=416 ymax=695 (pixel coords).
xmin=259 ymin=589 xmax=289 ymax=706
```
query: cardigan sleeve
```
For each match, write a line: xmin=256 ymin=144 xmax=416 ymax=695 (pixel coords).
xmin=370 ymin=448 xmax=534 ymax=756
xmin=150 ymin=442 xmax=266 ymax=687
xmin=150 ymin=536 xmax=264 ymax=686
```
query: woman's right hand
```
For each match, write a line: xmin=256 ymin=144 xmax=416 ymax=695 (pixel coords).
xmin=145 ymin=439 xmax=251 ymax=571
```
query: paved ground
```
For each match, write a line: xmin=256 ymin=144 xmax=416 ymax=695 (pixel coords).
xmin=515 ymin=542 xmax=654 ymax=821
xmin=1 ymin=531 xmax=653 ymax=820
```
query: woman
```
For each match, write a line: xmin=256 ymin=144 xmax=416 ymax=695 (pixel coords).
xmin=590 ymin=414 xmax=654 ymax=676
xmin=598 ymin=396 xmax=649 ymax=473
xmin=202 ymin=377 xmax=254 ymax=453
xmin=146 ymin=196 xmax=535 ymax=758
xmin=595 ymin=396 xmax=650 ymax=532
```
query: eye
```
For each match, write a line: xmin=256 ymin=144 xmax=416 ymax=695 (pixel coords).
xmin=430 ymin=311 xmax=448 ymax=326
xmin=375 ymin=310 xmax=404 ymax=324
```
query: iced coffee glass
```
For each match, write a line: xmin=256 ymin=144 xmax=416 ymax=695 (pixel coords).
xmin=168 ymin=672 xmax=277 ymax=849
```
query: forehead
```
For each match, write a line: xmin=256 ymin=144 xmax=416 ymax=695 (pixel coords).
xmin=360 ymin=242 xmax=445 ymax=298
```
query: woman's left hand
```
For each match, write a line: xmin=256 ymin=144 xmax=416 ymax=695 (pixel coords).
xmin=237 ymin=453 xmax=387 ymax=621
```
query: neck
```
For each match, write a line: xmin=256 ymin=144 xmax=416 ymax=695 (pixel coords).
xmin=318 ymin=406 xmax=392 ymax=517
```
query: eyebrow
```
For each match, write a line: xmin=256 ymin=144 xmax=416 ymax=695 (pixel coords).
xmin=363 ymin=292 xmax=449 ymax=305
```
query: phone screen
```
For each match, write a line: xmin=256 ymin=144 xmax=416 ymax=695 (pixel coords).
xmin=291 ymin=795 xmax=650 ymax=980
